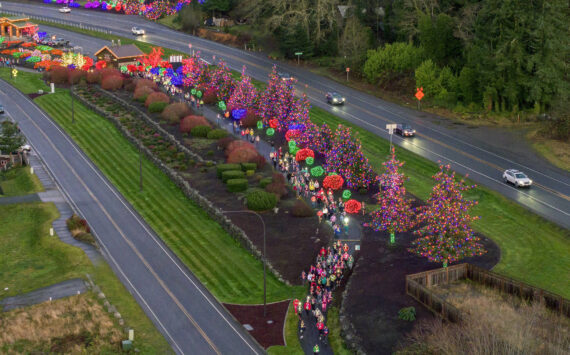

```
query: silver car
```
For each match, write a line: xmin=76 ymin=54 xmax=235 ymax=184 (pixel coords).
xmin=503 ymin=169 xmax=532 ymax=187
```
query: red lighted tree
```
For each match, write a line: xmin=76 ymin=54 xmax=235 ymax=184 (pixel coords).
xmin=367 ymin=148 xmax=415 ymax=244
xmin=228 ymin=66 xmax=258 ymax=111
xmin=409 ymin=164 xmax=485 ymax=267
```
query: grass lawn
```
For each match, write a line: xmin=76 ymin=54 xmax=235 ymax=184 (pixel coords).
xmin=33 ymin=90 xmax=298 ymax=304
xmin=310 ymin=106 xmax=570 ymax=298
xmin=0 ymin=68 xmax=50 ymax=94
xmin=157 ymin=14 xmax=181 ymax=30
xmin=0 ymin=166 xmax=44 ymax=197
xmin=267 ymin=303 xmax=304 ymax=355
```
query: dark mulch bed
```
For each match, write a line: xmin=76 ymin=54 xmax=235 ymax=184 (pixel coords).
xmin=224 ymin=300 xmax=290 ymax=349
xmin=28 ymin=92 xmax=47 ymax=100
xmin=343 ymin=227 xmax=500 ymax=354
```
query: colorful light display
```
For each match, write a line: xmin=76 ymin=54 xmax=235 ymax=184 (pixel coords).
xmin=227 ymin=66 xmax=258 ymax=111
xmin=323 ymin=174 xmax=344 ymax=190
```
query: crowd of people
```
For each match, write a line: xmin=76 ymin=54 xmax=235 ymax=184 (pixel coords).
xmin=293 ymin=241 xmax=354 ymax=353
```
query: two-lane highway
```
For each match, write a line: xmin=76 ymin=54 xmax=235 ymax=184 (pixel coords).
xmin=4 ymin=3 xmax=569 ymax=229
xmin=0 ymin=79 xmax=262 ymax=354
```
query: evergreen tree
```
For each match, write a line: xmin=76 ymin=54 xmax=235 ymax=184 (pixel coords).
xmin=0 ymin=122 xmax=25 ymax=164
xmin=227 ymin=66 xmax=258 ymax=111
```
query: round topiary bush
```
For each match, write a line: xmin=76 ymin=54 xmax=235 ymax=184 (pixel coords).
xmin=86 ymin=71 xmax=101 ymax=84
xmin=206 ymin=128 xmax=228 ymax=139
xmin=227 ymin=178 xmax=248 ymax=192
xmin=240 ymin=162 xmax=257 ymax=172
xmin=259 ymin=177 xmax=273 ymax=188
xmin=68 ymin=69 xmax=86 ymax=85
xmin=101 ymin=75 xmax=124 ymax=91
xmin=221 ymin=170 xmax=245 ymax=183
xmin=49 ymin=66 xmax=71 ymax=84
xmin=145 ymin=92 xmax=170 ymax=108
xmin=180 ymin=115 xmax=211 ymax=133
xmin=216 ymin=163 xmax=241 ymax=178
xmin=247 ymin=190 xmax=278 ymax=211
xmin=99 ymin=68 xmax=122 ymax=81
xmin=291 ymin=199 xmax=315 ymax=217
xmin=191 ymin=125 xmax=212 ymax=137
xmin=134 ymin=86 xmax=154 ymax=102
xmin=225 ymin=140 xmax=255 ymax=156
xmin=161 ymin=102 xmax=191 ymax=124
xmin=135 ymin=78 xmax=157 ymax=91
xmin=227 ymin=147 xmax=259 ymax=164
xmin=149 ymin=101 xmax=168 ymax=113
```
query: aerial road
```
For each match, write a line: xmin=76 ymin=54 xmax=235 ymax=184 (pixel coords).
xmin=0 ymin=80 xmax=262 ymax=355
xmin=4 ymin=2 xmax=569 ymax=229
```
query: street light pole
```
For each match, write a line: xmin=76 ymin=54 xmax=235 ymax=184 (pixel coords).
xmin=223 ymin=210 xmax=266 ymax=317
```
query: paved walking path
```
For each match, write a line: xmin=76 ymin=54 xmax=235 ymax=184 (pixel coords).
xmin=0 ymin=193 xmax=40 ymax=204
xmin=0 ymin=278 xmax=88 ymax=311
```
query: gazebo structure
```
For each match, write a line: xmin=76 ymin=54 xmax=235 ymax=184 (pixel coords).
xmin=0 ymin=16 xmax=38 ymax=38
xmin=94 ymin=43 xmax=144 ymax=68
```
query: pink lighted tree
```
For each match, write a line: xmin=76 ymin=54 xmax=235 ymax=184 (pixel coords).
xmin=409 ymin=164 xmax=485 ymax=267
xmin=367 ymin=148 xmax=415 ymax=244
xmin=228 ymin=66 xmax=258 ymax=111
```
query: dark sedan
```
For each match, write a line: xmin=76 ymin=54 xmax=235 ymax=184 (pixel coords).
xmin=325 ymin=92 xmax=346 ymax=105
xmin=395 ymin=123 xmax=415 ymax=137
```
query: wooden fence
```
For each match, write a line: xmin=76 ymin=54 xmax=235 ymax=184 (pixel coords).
xmin=405 ymin=263 xmax=570 ymax=322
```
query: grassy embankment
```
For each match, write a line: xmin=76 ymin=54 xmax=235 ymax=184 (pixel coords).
xmin=0 ymin=167 xmax=43 ymax=197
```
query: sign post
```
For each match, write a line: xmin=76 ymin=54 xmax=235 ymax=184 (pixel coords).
xmin=415 ymin=87 xmax=424 ymax=111
xmin=346 ymin=67 xmax=350 ymax=81
xmin=386 ymin=123 xmax=397 ymax=152
xmin=294 ymin=52 xmax=303 ymax=65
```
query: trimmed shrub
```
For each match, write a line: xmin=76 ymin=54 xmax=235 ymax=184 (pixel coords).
xmin=227 ymin=147 xmax=258 ymax=164
xmin=240 ymin=162 xmax=257 ymax=172
xmin=161 ymin=102 xmax=191 ymax=124
xmin=272 ymin=172 xmax=286 ymax=185
xmin=191 ymin=125 xmax=212 ymax=137
xmin=247 ymin=190 xmax=278 ymax=211
xmin=222 ymin=170 xmax=245 ymax=183
xmin=246 ymin=170 xmax=255 ymax=176
xmin=101 ymin=75 xmax=124 ymax=91
xmin=124 ymin=78 xmax=137 ymax=92
xmin=68 ymin=69 xmax=86 ymax=85
xmin=135 ymin=78 xmax=157 ymax=91
xmin=250 ymin=154 xmax=266 ymax=169
xmin=240 ymin=110 xmax=260 ymax=128
xmin=99 ymin=68 xmax=122 ymax=81
xmin=145 ymin=92 xmax=170 ymax=107
xmin=259 ymin=177 xmax=273 ymax=188
xmin=265 ymin=181 xmax=288 ymax=199
xmin=86 ymin=71 xmax=101 ymax=84
xmin=217 ymin=136 xmax=234 ymax=150
xmin=227 ymin=178 xmax=248 ymax=192
xmin=134 ymin=86 xmax=154 ymax=102
xmin=180 ymin=115 xmax=211 ymax=133
xmin=291 ymin=199 xmax=315 ymax=217
xmin=202 ymin=87 xmax=218 ymax=104
xmin=149 ymin=101 xmax=168 ymax=113
xmin=49 ymin=67 xmax=70 ymax=84
xmin=225 ymin=140 xmax=255 ymax=156
xmin=207 ymin=128 xmax=228 ymax=139
xmin=217 ymin=163 xmax=241 ymax=178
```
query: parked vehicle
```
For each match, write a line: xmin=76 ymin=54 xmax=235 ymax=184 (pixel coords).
xmin=503 ymin=169 xmax=533 ymax=187
xmin=53 ymin=38 xmax=70 ymax=47
xmin=132 ymin=27 xmax=145 ymax=35
xmin=59 ymin=7 xmax=71 ymax=13
xmin=20 ymin=144 xmax=31 ymax=152
xmin=325 ymin=92 xmax=346 ymax=105
xmin=395 ymin=123 xmax=415 ymax=137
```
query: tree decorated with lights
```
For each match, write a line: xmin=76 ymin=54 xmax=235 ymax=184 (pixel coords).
xmin=208 ymin=60 xmax=235 ymax=102
xmin=314 ymin=123 xmax=333 ymax=154
xmin=228 ymin=66 xmax=258 ymax=111
xmin=275 ymin=77 xmax=298 ymax=130
xmin=367 ymin=148 xmax=415 ymax=244
xmin=181 ymin=52 xmax=207 ymax=88
xmin=258 ymin=66 xmax=297 ymax=130
xmin=325 ymin=125 xmax=376 ymax=190
xmin=409 ymin=164 xmax=485 ymax=267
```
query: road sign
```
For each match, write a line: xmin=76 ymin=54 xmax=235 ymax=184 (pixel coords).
xmin=346 ymin=67 xmax=350 ymax=72
xmin=188 ymin=43 xmax=192 ymax=49
xmin=355 ymin=245 xmax=360 ymax=251
xmin=386 ymin=123 xmax=397 ymax=135
xmin=12 ymin=69 xmax=18 ymax=77
xmin=294 ymin=52 xmax=303 ymax=56
xmin=415 ymin=87 xmax=424 ymax=101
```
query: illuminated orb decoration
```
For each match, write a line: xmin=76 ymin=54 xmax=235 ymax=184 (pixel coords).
xmin=218 ymin=101 xmax=226 ymax=111
xmin=256 ymin=120 xmax=263 ymax=130
xmin=196 ymin=90 xmax=203 ymax=98
xmin=288 ymin=140 xmax=296 ymax=149
xmin=268 ymin=119 xmax=279 ymax=129
xmin=266 ymin=128 xmax=275 ymax=136
xmin=305 ymin=157 xmax=314 ymax=165
xmin=191 ymin=88 xmax=196 ymax=95
xmin=345 ymin=199 xmax=362 ymax=214
xmin=295 ymin=148 xmax=314 ymax=162
xmin=342 ymin=189 xmax=351 ymax=200
xmin=310 ymin=166 xmax=325 ymax=177
xmin=232 ymin=108 xmax=247 ymax=120
xmin=323 ymin=174 xmax=344 ymax=190
xmin=285 ymin=129 xmax=301 ymax=142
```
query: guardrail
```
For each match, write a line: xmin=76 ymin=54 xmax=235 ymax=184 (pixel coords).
xmin=1 ymin=10 xmax=113 ymax=34
xmin=405 ymin=263 xmax=570 ymax=322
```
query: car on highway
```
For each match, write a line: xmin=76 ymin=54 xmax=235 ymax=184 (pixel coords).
xmin=503 ymin=169 xmax=532 ymax=187
xmin=59 ymin=7 xmax=71 ymax=13
xmin=325 ymin=92 xmax=346 ymax=105
xmin=53 ymin=38 xmax=70 ymax=47
xmin=0 ymin=104 xmax=4 ymax=114
xmin=395 ymin=123 xmax=415 ymax=137
xmin=132 ymin=27 xmax=145 ymax=36
xmin=277 ymin=72 xmax=293 ymax=81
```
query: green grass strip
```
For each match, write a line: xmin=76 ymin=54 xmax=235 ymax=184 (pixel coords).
xmin=0 ymin=166 xmax=44 ymax=197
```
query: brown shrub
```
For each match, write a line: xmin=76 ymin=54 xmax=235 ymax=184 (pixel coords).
xmin=217 ymin=136 xmax=235 ymax=150
xmin=161 ymin=102 xmax=192 ymax=124
xmin=225 ymin=140 xmax=255 ymax=156
xmin=68 ymin=70 xmax=86 ymax=85
xmin=265 ymin=181 xmax=288 ymax=199
xmin=86 ymin=71 xmax=101 ymax=84
xmin=133 ymin=86 xmax=154 ymax=101
xmin=227 ymin=147 xmax=258 ymax=164
xmin=202 ymin=87 xmax=218 ymax=104
xmin=180 ymin=115 xmax=211 ymax=133
xmin=49 ymin=67 xmax=70 ymax=84
xmin=272 ymin=172 xmax=286 ymax=185
xmin=101 ymin=75 xmax=124 ymax=91
xmin=135 ymin=78 xmax=157 ymax=91
xmin=123 ymin=77 xmax=135 ymax=91
xmin=291 ymin=199 xmax=314 ymax=217
xmin=145 ymin=92 xmax=170 ymax=107
xmin=240 ymin=110 xmax=260 ymax=128
xmin=99 ymin=68 xmax=121 ymax=80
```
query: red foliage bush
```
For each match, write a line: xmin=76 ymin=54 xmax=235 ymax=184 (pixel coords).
xmin=145 ymin=92 xmax=170 ymax=107
xmin=161 ymin=102 xmax=192 ymax=124
xmin=180 ymin=115 xmax=211 ymax=133
xmin=225 ymin=140 xmax=255 ymax=156
xmin=135 ymin=78 xmax=157 ymax=91
xmin=86 ymin=71 xmax=101 ymax=84
xmin=323 ymin=174 xmax=345 ymax=190
xmin=265 ymin=181 xmax=288 ymax=199
xmin=217 ymin=136 xmax=235 ymax=150
xmin=99 ymin=68 xmax=121 ymax=81
xmin=123 ymin=78 xmax=136 ymax=92
xmin=101 ymin=75 xmax=124 ymax=91
xmin=240 ymin=110 xmax=260 ymax=128
xmin=291 ymin=199 xmax=314 ymax=217
xmin=49 ymin=66 xmax=71 ymax=84
xmin=68 ymin=69 xmax=86 ymax=85
xmin=272 ymin=172 xmax=286 ymax=185
xmin=295 ymin=148 xmax=315 ymax=162
xmin=227 ymin=147 xmax=258 ymax=164
xmin=133 ymin=86 xmax=154 ymax=101
xmin=202 ymin=87 xmax=218 ymax=104
xmin=250 ymin=153 xmax=266 ymax=169
xmin=344 ymin=199 xmax=362 ymax=214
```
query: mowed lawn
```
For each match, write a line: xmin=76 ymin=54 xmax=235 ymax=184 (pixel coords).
xmin=0 ymin=167 xmax=44 ymax=197
xmin=310 ymin=107 xmax=570 ymax=298
xmin=34 ymin=91 xmax=297 ymax=304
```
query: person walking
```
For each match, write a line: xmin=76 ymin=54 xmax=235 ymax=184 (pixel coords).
xmin=313 ymin=344 xmax=320 ymax=355
xmin=299 ymin=320 xmax=306 ymax=339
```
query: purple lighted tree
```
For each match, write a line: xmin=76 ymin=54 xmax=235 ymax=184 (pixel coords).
xmin=258 ymin=66 xmax=298 ymax=130
xmin=367 ymin=148 xmax=415 ymax=244
xmin=181 ymin=52 xmax=207 ymax=88
xmin=228 ymin=66 xmax=258 ymax=111
xmin=208 ymin=60 xmax=235 ymax=102
xmin=325 ymin=125 xmax=376 ymax=190
xmin=409 ymin=164 xmax=485 ymax=267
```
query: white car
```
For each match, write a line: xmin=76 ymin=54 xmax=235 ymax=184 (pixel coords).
xmin=503 ymin=169 xmax=532 ymax=187
xmin=20 ymin=144 xmax=31 ymax=152
xmin=132 ymin=27 xmax=145 ymax=36
xmin=59 ymin=7 xmax=71 ymax=13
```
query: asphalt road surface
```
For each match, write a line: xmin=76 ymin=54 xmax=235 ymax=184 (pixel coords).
xmin=0 ymin=80 xmax=262 ymax=355
xmin=8 ymin=2 xmax=566 ymax=228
